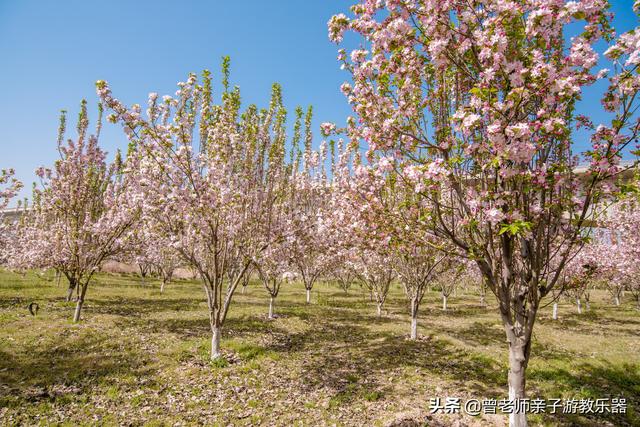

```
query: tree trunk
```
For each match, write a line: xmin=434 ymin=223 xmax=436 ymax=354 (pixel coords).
xmin=211 ymin=325 xmax=221 ymax=360
xmin=139 ymin=264 xmax=147 ymax=285
xmin=241 ymin=285 xmax=246 ymax=294
xmin=480 ymin=294 xmax=486 ymax=307
xmin=73 ymin=284 xmax=88 ymax=323
xmin=552 ymin=302 xmax=558 ymax=320
xmin=576 ymin=298 xmax=582 ymax=314
xmin=585 ymin=300 xmax=591 ymax=311
xmin=615 ymin=295 xmax=620 ymax=306
xmin=160 ymin=279 xmax=166 ymax=294
xmin=268 ymin=296 xmax=275 ymax=319
xmin=376 ymin=302 xmax=382 ymax=317
xmin=55 ymin=271 xmax=61 ymax=288
xmin=442 ymin=294 xmax=448 ymax=311
xmin=508 ymin=342 xmax=529 ymax=427
xmin=306 ymin=288 xmax=311 ymax=304
xmin=65 ymin=277 xmax=76 ymax=302
xmin=410 ymin=298 xmax=418 ymax=340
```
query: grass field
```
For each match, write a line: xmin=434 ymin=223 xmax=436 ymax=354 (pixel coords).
xmin=0 ymin=269 xmax=638 ymax=426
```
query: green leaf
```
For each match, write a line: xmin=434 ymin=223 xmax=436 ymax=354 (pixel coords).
xmin=498 ymin=220 xmax=533 ymax=236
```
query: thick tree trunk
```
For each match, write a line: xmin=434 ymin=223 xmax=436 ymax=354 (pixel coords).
xmin=552 ymin=302 xmax=558 ymax=320
xmin=211 ymin=325 xmax=221 ymax=360
xmin=442 ymin=294 xmax=448 ymax=311
xmin=615 ymin=296 xmax=620 ymax=306
xmin=73 ymin=284 xmax=88 ymax=323
xmin=576 ymin=298 xmax=582 ymax=314
xmin=306 ymin=289 xmax=311 ymax=304
xmin=268 ymin=296 xmax=275 ymax=319
xmin=508 ymin=342 xmax=529 ymax=427
xmin=376 ymin=302 xmax=382 ymax=317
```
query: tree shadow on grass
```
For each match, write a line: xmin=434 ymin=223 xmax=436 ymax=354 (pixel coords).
xmin=435 ymin=321 xmax=506 ymax=347
xmin=112 ymin=313 xmax=293 ymax=342
xmin=422 ymin=304 xmax=492 ymax=318
xmin=530 ymin=361 xmax=640 ymax=426
xmin=87 ymin=296 xmax=201 ymax=317
xmin=363 ymin=335 xmax=505 ymax=394
xmin=0 ymin=330 xmax=155 ymax=409
xmin=540 ymin=309 xmax=640 ymax=338
xmin=291 ymin=330 xmax=507 ymax=409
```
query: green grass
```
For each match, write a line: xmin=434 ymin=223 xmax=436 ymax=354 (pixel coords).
xmin=0 ymin=269 xmax=638 ymax=426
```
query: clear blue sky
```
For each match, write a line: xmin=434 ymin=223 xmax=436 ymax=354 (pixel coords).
xmin=0 ymin=1 xmax=637 ymax=203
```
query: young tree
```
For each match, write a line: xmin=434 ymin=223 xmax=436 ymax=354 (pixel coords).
xmin=332 ymin=264 xmax=355 ymax=294
xmin=329 ymin=150 xmax=400 ymax=318
xmin=11 ymin=102 xmax=137 ymax=321
xmin=395 ymin=245 xmax=445 ymax=339
xmin=255 ymin=248 xmax=291 ymax=319
xmin=564 ymin=263 xmax=597 ymax=314
xmin=434 ymin=262 xmax=465 ymax=312
xmin=549 ymin=245 xmax=598 ymax=318
xmin=354 ymin=249 xmax=395 ymax=317
xmin=145 ymin=233 xmax=182 ymax=293
xmin=330 ymin=2 xmax=640 ymax=425
xmin=98 ymin=61 xmax=300 ymax=359
xmin=117 ymin=229 xmax=154 ymax=285
xmin=254 ymin=177 xmax=293 ymax=319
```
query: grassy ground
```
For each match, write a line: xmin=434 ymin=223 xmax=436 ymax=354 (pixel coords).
xmin=0 ymin=269 xmax=638 ymax=426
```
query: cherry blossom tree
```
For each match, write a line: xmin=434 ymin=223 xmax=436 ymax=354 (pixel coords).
xmin=353 ymin=249 xmax=395 ymax=317
xmin=10 ymin=101 xmax=138 ymax=321
xmin=545 ymin=243 xmax=597 ymax=318
xmin=0 ymin=168 xmax=22 ymax=263
xmin=434 ymin=261 xmax=465 ymax=312
xmin=563 ymin=261 xmax=597 ymax=314
xmin=332 ymin=264 xmax=355 ymax=294
xmin=330 ymin=2 xmax=640 ymax=425
xmin=0 ymin=169 xmax=21 ymax=211
xmin=596 ymin=190 xmax=640 ymax=307
xmin=328 ymin=149 xmax=399 ymax=317
xmin=145 ymin=232 xmax=182 ymax=293
xmin=255 ymin=245 xmax=293 ymax=319
xmin=395 ymin=245 xmax=445 ymax=339
xmin=287 ymin=109 xmax=333 ymax=304
xmin=98 ymin=61 xmax=301 ymax=359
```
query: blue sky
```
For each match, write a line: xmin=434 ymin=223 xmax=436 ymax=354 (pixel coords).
xmin=0 ymin=1 xmax=637 ymax=203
